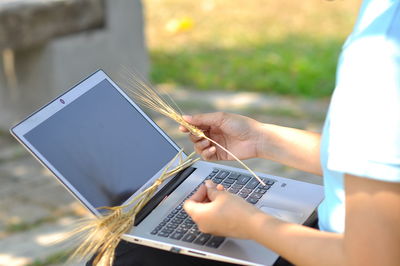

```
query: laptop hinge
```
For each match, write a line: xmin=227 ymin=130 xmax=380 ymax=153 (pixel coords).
xmin=134 ymin=166 xmax=196 ymax=226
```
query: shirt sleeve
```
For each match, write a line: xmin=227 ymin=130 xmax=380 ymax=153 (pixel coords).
xmin=326 ymin=35 xmax=400 ymax=182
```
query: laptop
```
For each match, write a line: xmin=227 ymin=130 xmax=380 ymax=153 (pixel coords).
xmin=10 ymin=70 xmax=324 ymax=266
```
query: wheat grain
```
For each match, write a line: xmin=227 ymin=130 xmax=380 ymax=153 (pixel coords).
xmin=120 ymin=69 xmax=266 ymax=186
xmin=61 ymin=150 xmax=198 ymax=265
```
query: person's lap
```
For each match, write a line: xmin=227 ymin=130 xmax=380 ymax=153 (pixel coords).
xmin=86 ymin=240 xmax=238 ymax=266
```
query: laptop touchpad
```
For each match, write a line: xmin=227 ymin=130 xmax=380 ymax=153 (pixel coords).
xmin=260 ymin=205 xmax=304 ymax=223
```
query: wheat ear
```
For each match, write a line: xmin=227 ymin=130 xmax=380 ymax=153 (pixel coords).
xmin=60 ymin=150 xmax=198 ymax=265
xmin=120 ymin=70 xmax=266 ymax=186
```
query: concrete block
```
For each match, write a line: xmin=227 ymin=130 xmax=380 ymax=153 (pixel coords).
xmin=0 ymin=0 xmax=149 ymax=130
xmin=0 ymin=0 xmax=104 ymax=50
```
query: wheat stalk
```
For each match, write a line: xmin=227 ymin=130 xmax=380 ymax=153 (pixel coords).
xmin=61 ymin=150 xmax=198 ymax=266
xmin=120 ymin=70 xmax=266 ymax=186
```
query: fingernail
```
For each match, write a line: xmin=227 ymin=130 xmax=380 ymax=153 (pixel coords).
xmin=201 ymin=139 xmax=209 ymax=147
xmin=205 ymin=180 xmax=214 ymax=188
xmin=182 ymin=115 xmax=192 ymax=121
xmin=183 ymin=200 xmax=191 ymax=210
xmin=216 ymin=184 xmax=225 ymax=191
xmin=184 ymin=200 xmax=196 ymax=214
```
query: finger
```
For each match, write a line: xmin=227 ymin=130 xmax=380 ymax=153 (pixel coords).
xmin=182 ymin=115 xmax=209 ymax=132
xmin=217 ymin=184 xmax=225 ymax=191
xmin=204 ymin=180 xmax=221 ymax=201
xmin=189 ymin=133 xmax=204 ymax=143
xmin=194 ymin=141 xmax=210 ymax=156
xmin=195 ymin=143 xmax=205 ymax=156
xmin=184 ymin=199 xmax=209 ymax=222
xmin=182 ymin=115 xmax=193 ymax=122
xmin=188 ymin=185 xmax=208 ymax=202
xmin=184 ymin=113 xmax=225 ymax=128
xmin=194 ymin=139 xmax=210 ymax=151
xmin=183 ymin=200 xmax=200 ymax=218
xmin=201 ymin=146 xmax=217 ymax=161
xmin=204 ymin=180 xmax=217 ymax=189
xmin=179 ymin=125 xmax=189 ymax=133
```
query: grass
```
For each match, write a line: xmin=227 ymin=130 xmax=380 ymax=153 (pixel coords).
xmin=150 ymin=36 xmax=341 ymax=97
xmin=144 ymin=0 xmax=361 ymax=98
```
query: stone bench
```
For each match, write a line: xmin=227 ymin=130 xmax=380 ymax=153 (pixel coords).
xmin=0 ymin=0 xmax=149 ymax=130
xmin=0 ymin=0 xmax=104 ymax=50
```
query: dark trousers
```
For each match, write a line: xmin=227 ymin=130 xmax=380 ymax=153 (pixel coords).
xmin=87 ymin=214 xmax=319 ymax=266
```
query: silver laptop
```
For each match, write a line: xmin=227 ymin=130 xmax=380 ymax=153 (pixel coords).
xmin=10 ymin=70 xmax=324 ymax=266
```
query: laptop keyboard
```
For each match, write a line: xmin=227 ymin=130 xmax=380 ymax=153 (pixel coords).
xmin=151 ymin=168 xmax=275 ymax=248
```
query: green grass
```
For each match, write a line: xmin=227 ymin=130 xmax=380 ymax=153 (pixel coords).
xmin=150 ymin=35 xmax=342 ymax=98
xmin=144 ymin=0 xmax=359 ymax=98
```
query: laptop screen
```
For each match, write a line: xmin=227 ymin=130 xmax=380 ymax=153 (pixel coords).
xmin=23 ymin=79 xmax=178 ymax=209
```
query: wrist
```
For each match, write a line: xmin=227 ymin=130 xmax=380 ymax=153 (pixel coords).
xmin=248 ymin=210 xmax=282 ymax=244
xmin=247 ymin=210 xmax=269 ymax=241
xmin=255 ymin=123 xmax=272 ymax=159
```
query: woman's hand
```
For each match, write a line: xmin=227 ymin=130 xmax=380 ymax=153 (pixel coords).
xmin=183 ymin=180 xmax=265 ymax=239
xmin=180 ymin=111 xmax=323 ymax=175
xmin=179 ymin=112 xmax=263 ymax=161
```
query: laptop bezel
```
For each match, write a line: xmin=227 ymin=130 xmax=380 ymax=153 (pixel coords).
xmin=10 ymin=69 xmax=184 ymax=217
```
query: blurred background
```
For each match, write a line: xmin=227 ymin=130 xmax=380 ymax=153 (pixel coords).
xmin=0 ymin=0 xmax=360 ymax=265
xmin=147 ymin=0 xmax=359 ymax=96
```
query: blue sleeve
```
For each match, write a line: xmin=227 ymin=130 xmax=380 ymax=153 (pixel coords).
xmin=327 ymin=32 xmax=400 ymax=182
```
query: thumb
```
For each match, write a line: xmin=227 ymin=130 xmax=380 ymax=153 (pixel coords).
xmin=183 ymin=112 xmax=225 ymax=128
xmin=204 ymin=180 xmax=220 ymax=201
xmin=184 ymin=199 xmax=209 ymax=218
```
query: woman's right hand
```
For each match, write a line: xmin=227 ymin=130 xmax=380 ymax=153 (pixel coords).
xmin=179 ymin=112 xmax=263 ymax=161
